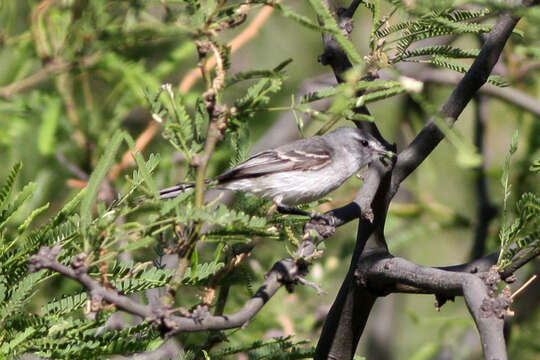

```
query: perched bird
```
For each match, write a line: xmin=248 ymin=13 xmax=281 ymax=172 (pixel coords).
xmin=160 ymin=126 xmax=394 ymax=219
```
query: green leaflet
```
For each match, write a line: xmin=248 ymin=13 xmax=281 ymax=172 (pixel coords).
xmin=273 ymin=3 xmax=325 ymax=32
xmin=0 ymin=272 xmax=45 ymax=326
xmin=210 ymin=335 xmax=312 ymax=359
xmin=0 ymin=162 xmax=22 ymax=208
xmin=0 ymin=326 xmax=36 ymax=355
xmin=80 ymin=130 xmax=125 ymax=249
xmin=38 ymin=96 xmax=61 ymax=156
xmin=0 ymin=182 xmax=37 ymax=229
xmin=497 ymin=133 xmax=540 ymax=270
xmin=307 ymin=0 xmax=364 ymax=66
xmin=400 ymin=45 xmax=480 ymax=60
xmin=420 ymin=56 xmax=509 ymax=87
xmin=124 ymin=134 xmax=159 ymax=199
xmin=17 ymin=202 xmax=50 ymax=233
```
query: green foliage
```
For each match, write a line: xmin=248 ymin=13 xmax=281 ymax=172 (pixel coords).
xmin=401 ymin=45 xmax=481 ymax=59
xmin=0 ymin=1 xmax=310 ymax=356
xmin=1 ymin=0 xmax=538 ymax=359
xmin=0 ymin=162 xmax=22 ymax=208
xmin=307 ymin=0 xmax=364 ymax=66
xmin=281 ymin=1 xmax=523 ymax=129
xmin=208 ymin=336 xmax=313 ymax=359
xmin=37 ymin=96 xmax=62 ymax=155
xmin=420 ymin=56 xmax=509 ymax=87
xmin=497 ymin=133 xmax=539 ymax=270
xmin=363 ymin=2 xmax=515 ymax=87
xmin=80 ymin=130 xmax=125 ymax=249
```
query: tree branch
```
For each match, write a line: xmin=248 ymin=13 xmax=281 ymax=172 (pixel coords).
xmin=0 ymin=53 xmax=101 ymax=100
xmin=356 ymin=255 xmax=508 ymax=360
xmin=29 ymin=232 xmax=326 ymax=336
xmin=315 ymin=1 xmax=537 ymax=359
xmin=395 ymin=67 xmax=540 ymax=117
xmin=471 ymin=95 xmax=498 ymax=259
xmin=108 ymin=3 xmax=279 ymax=181
xmin=315 ymin=161 xmax=393 ymax=359
xmin=499 ymin=247 xmax=540 ymax=280
xmin=391 ymin=10 xmax=526 ymax=192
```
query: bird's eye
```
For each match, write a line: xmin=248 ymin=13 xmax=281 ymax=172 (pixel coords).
xmin=360 ymin=140 xmax=369 ymax=147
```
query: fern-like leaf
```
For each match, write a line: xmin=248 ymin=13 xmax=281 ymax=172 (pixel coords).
xmin=0 ymin=162 xmax=22 ymax=210
xmin=400 ymin=45 xmax=480 ymax=60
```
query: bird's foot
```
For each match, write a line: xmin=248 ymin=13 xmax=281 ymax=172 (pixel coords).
xmin=304 ymin=212 xmax=336 ymax=238
xmin=310 ymin=212 xmax=337 ymax=226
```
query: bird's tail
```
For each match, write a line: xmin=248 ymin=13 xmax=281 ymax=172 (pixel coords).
xmin=159 ymin=179 xmax=215 ymax=200
xmin=159 ymin=182 xmax=195 ymax=199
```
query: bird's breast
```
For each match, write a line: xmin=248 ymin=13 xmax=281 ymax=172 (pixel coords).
xmin=223 ymin=162 xmax=357 ymax=205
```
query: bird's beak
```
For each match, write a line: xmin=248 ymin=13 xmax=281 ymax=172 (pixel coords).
xmin=381 ymin=150 xmax=397 ymax=159
xmin=371 ymin=144 xmax=396 ymax=160
xmin=374 ymin=149 xmax=396 ymax=166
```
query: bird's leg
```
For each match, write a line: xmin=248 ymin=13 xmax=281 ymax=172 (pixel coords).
xmin=275 ymin=202 xmax=336 ymax=227
xmin=275 ymin=203 xmax=312 ymax=217
xmin=274 ymin=201 xmax=337 ymax=238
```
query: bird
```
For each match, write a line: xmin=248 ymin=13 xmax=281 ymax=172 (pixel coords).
xmin=159 ymin=126 xmax=394 ymax=220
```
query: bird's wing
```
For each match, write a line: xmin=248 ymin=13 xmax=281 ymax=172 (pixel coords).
xmin=215 ymin=139 xmax=332 ymax=183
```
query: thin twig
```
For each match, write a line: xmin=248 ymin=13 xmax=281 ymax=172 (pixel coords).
xmin=55 ymin=72 xmax=86 ymax=148
xmin=395 ymin=67 xmax=540 ymax=117
xmin=0 ymin=53 xmax=102 ymax=100
xmin=343 ymin=0 xmax=363 ymax=18
xmin=194 ymin=41 xmax=228 ymax=207
xmin=56 ymin=152 xmax=89 ymax=181
xmin=106 ymin=2 xmax=280 ymax=181
xmin=178 ymin=1 xmax=280 ymax=93
xmin=29 ymin=230 xmax=323 ymax=335
xmin=510 ymin=274 xmax=537 ymax=299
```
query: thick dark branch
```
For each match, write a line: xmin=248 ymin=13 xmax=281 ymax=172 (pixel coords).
xmin=343 ymin=1 xmax=362 ymax=18
xmin=440 ymin=252 xmax=499 ymax=274
xmin=315 ymin=270 xmax=377 ymax=360
xmin=318 ymin=1 xmax=353 ymax=83
xmin=357 ymin=255 xmax=508 ymax=360
xmin=441 ymin=247 xmax=539 ymax=280
xmin=499 ymin=247 xmax=540 ymax=279
xmin=316 ymin=2 xmax=537 ymax=359
xmin=314 ymin=1 xmax=396 ymax=357
xmin=318 ymin=0 xmax=371 ymax=117
xmin=391 ymin=10 xmax=525 ymax=191
xmin=471 ymin=96 xmax=497 ymax=259
xmin=315 ymin=161 xmax=394 ymax=359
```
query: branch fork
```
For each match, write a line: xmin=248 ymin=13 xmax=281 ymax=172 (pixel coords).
xmin=314 ymin=2 xmax=539 ymax=359
xmin=28 ymin=229 xmax=328 ymax=337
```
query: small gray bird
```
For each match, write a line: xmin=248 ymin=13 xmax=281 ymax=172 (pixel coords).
xmin=160 ymin=126 xmax=394 ymax=218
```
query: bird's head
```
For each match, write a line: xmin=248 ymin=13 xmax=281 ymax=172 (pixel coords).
xmin=331 ymin=127 xmax=396 ymax=164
